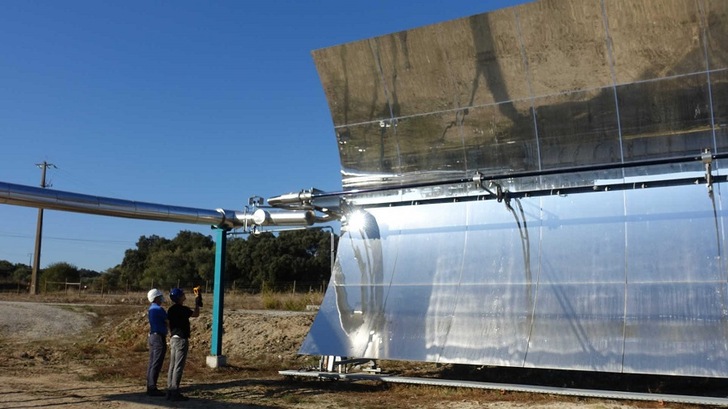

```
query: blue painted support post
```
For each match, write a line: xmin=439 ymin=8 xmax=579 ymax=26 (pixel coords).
xmin=207 ymin=226 xmax=228 ymax=368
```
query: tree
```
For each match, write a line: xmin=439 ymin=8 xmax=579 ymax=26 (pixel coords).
xmin=102 ymin=266 xmax=124 ymax=292
xmin=41 ymin=262 xmax=80 ymax=291
xmin=248 ymin=232 xmax=279 ymax=288
xmin=12 ymin=264 xmax=31 ymax=284
xmin=188 ymin=247 xmax=215 ymax=283
xmin=0 ymin=260 xmax=14 ymax=281
xmin=172 ymin=231 xmax=214 ymax=252
xmin=225 ymin=237 xmax=249 ymax=283
xmin=0 ymin=226 xmax=338 ymax=293
xmin=118 ymin=235 xmax=171 ymax=289
xmin=225 ymin=229 xmax=335 ymax=291
xmin=143 ymin=249 xmax=188 ymax=289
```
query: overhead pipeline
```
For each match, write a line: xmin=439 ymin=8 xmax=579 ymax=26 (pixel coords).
xmin=0 ymin=181 xmax=314 ymax=229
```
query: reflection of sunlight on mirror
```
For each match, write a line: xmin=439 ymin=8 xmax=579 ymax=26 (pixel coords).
xmin=346 ymin=210 xmax=368 ymax=231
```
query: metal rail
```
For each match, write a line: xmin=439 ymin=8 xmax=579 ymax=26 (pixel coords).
xmin=279 ymin=370 xmax=728 ymax=406
xmin=309 ymin=151 xmax=728 ymax=197
xmin=268 ymin=150 xmax=727 ymax=210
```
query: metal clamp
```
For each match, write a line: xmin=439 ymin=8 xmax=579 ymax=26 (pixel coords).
xmin=702 ymin=149 xmax=713 ymax=195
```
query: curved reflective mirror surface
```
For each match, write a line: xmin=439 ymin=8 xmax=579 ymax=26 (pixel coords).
xmin=304 ymin=0 xmax=728 ymax=378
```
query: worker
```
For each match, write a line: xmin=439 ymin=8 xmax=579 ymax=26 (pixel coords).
xmin=145 ymin=288 xmax=167 ymax=397
xmin=166 ymin=287 xmax=202 ymax=401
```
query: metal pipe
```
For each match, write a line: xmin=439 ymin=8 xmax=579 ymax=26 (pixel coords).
xmin=0 ymin=181 xmax=255 ymax=229
xmin=309 ymin=151 xmax=728 ymax=200
xmin=252 ymin=208 xmax=315 ymax=226
xmin=266 ymin=190 xmax=314 ymax=207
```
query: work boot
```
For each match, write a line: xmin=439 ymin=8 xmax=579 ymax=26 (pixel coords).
xmin=146 ymin=387 xmax=165 ymax=397
xmin=169 ymin=390 xmax=189 ymax=401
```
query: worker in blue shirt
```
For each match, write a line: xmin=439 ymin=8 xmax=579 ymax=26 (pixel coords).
xmin=146 ymin=288 xmax=167 ymax=397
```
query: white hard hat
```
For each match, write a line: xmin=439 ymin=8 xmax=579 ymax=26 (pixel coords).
xmin=147 ymin=288 xmax=164 ymax=303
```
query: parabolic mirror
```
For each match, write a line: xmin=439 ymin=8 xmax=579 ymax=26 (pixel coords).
xmin=301 ymin=0 xmax=728 ymax=377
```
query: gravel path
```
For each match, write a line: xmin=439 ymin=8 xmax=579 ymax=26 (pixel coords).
xmin=0 ymin=301 xmax=93 ymax=341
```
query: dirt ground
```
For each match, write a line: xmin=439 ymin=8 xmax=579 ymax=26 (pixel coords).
xmin=0 ymin=296 xmax=717 ymax=409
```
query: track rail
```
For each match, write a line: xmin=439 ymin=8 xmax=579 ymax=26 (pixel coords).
xmin=279 ymin=369 xmax=728 ymax=406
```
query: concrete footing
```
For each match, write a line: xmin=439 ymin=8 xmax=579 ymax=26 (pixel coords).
xmin=206 ymin=355 xmax=227 ymax=368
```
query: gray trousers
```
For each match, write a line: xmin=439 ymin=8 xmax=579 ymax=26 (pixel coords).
xmin=146 ymin=333 xmax=166 ymax=389
xmin=167 ymin=336 xmax=188 ymax=391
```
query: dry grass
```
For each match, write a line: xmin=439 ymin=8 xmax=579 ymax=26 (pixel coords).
xmin=0 ymin=289 xmax=325 ymax=311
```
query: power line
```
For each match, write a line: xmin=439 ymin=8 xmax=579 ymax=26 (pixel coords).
xmin=0 ymin=232 xmax=134 ymax=244
xmin=53 ymin=166 xmax=107 ymax=193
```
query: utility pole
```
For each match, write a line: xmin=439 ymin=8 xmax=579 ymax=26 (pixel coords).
xmin=30 ymin=161 xmax=56 ymax=295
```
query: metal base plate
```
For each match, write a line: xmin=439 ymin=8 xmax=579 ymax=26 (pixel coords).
xmin=279 ymin=369 xmax=728 ymax=406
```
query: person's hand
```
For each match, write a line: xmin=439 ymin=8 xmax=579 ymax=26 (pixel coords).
xmin=193 ymin=286 xmax=203 ymax=308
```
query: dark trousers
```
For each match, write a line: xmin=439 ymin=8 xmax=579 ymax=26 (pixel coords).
xmin=146 ymin=333 xmax=167 ymax=389
xmin=167 ymin=336 xmax=189 ymax=391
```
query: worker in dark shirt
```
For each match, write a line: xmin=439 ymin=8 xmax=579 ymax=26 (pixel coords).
xmin=166 ymin=287 xmax=201 ymax=401
xmin=146 ymin=288 xmax=167 ymax=397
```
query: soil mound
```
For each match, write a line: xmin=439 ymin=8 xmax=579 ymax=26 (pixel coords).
xmin=102 ymin=307 xmax=316 ymax=365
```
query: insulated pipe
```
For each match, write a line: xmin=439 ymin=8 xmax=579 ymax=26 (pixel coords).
xmin=0 ymin=181 xmax=256 ymax=228
xmin=267 ymin=190 xmax=314 ymax=207
xmin=252 ymin=208 xmax=315 ymax=226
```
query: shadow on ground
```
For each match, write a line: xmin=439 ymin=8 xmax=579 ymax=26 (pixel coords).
xmin=104 ymin=377 xmax=388 ymax=408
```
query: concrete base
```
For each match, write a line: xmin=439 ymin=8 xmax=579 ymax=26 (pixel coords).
xmin=206 ymin=355 xmax=227 ymax=368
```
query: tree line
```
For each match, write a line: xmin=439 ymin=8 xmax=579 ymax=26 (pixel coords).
xmin=0 ymin=229 xmax=338 ymax=293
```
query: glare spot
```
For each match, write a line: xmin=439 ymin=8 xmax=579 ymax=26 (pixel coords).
xmin=347 ymin=210 xmax=368 ymax=231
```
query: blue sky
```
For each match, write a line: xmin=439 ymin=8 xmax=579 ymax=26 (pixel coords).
xmin=0 ymin=1 xmax=530 ymax=271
